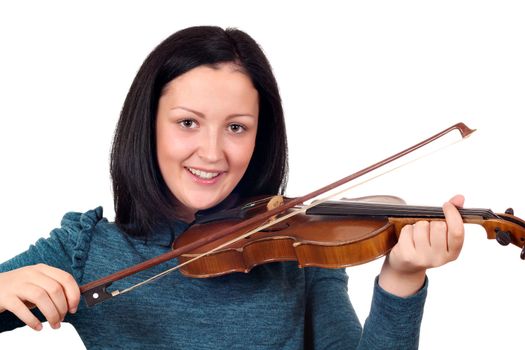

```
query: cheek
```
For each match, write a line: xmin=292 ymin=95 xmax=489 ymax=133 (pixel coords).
xmin=157 ymin=132 xmax=172 ymax=170
xmin=231 ymin=138 xmax=256 ymax=172
xmin=156 ymin=131 xmax=190 ymax=175
xmin=157 ymin=124 xmax=193 ymax=159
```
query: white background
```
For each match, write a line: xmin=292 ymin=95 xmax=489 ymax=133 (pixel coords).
xmin=1 ymin=1 xmax=524 ymax=349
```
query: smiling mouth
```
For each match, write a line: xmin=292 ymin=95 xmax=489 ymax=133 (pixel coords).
xmin=186 ymin=167 xmax=221 ymax=179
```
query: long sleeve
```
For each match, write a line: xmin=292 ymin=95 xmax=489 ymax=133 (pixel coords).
xmin=359 ymin=276 xmax=427 ymax=349
xmin=305 ymin=268 xmax=427 ymax=349
xmin=0 ymin=208 xmax=103 ymax=332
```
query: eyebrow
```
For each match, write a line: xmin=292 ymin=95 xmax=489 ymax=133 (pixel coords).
xmin=170 ymin=106 xmax=256 ymax=119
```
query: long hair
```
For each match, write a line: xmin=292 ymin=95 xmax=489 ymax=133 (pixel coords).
xmin=111 ymin=26 xmax=288 ymax=236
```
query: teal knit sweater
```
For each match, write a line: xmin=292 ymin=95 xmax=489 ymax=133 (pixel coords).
xmin=0 ymin=207 xmax=427 ymax=349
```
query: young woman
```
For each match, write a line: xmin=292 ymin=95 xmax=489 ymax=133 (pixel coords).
xmin=0 ymin=26 xmax=464 ymax=349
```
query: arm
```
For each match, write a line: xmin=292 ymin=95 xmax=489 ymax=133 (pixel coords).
xmin=0 ymin=208 xmax=102 ymax=332
xmin=358 ymin=277 xmax=427 ymax=349
xmin=305 ymin=268 xmax=427 ymax=350
xmin=0 ymin=264 xmax=80 ymax=331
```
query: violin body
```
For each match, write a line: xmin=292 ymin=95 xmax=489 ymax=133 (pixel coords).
xmin=175 ymin=210 xmax=398 ymax=278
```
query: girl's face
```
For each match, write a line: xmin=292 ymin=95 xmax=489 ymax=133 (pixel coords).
xmin=156 ymin=63 xmax=259 ymax=218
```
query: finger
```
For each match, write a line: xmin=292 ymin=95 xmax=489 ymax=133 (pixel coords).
xmin=37 ymin=264 xmax=80 ymax=313
xmin=412 ymin=221 xmax=431 ymax=251
xmin=443 ymin=201 xmax=465 ymax=258
xmin=397 ymin=224 xmax=416 ymax=251
xmin=21 ymin=283 xmax=63 ymax=329
xmin=29 ymin=272 xmax=69 ymax=321
xmin=429 ymin=221 xmax=448 ymax=264
xmin=448 ymin=194 xmax=465 ymax=208
xmin=4 ymin=297 xmax=43 ymax=331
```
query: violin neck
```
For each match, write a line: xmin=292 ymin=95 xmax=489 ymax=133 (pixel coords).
xmin=305 ymin=201 xmax=498 ymax=222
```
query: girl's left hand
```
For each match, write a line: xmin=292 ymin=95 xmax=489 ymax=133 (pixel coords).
xmin=378 ymin=194 xmax=465 ymax=297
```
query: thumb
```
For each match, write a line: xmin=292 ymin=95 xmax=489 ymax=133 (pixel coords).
xmin=448 ymin=194 xmax=465 ymax=208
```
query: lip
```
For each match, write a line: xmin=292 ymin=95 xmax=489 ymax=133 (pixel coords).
xmin=185 ymin=167 xmax=225 ymax=185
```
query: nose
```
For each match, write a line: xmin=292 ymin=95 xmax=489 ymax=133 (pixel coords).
xmin=197 ymin=128 xmax=223 ymax=163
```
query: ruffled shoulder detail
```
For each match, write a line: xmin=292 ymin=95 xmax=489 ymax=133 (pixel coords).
xmin=58 ymin=207 xmax=105 ymax=281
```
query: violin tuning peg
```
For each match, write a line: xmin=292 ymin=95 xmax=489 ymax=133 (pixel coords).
xmin=505 ymin=208 xmax=514 ymax=215
xmin=495 ymin=228 xmax=512 ymax=246
xmin=521 ymin=246 xmax=525 ymax=260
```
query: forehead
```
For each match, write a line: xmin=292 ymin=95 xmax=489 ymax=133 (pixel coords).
xmin=162 ymin=63 xmax=254 ymax=96
xmin=159 ymin=63 xmax=259 ymax=114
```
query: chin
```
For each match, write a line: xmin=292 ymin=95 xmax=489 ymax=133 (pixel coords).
xmin=189 ymin=198 xmax=222 ymax=211
xmin=179 ymin=188 xmax=233 ymax=212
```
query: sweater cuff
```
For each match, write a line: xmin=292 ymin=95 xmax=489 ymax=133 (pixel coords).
xmin=374 ymin=274 xmax=428 ymax=308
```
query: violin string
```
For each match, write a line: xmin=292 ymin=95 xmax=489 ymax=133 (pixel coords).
xmin=113 ymin=127 xmax=470 ymax=296
xmin=315 ymin=202 xmax=497 ymax=219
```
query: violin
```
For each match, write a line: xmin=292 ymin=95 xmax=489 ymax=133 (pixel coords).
xmin=79 ymin=122 xmax=525 ymax=307
xmin=173 ymin=196 xmax=525 ymax=278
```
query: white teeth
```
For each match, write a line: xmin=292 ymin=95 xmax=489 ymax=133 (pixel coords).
xmin=188 ymin=168 xmax=220 ymax=179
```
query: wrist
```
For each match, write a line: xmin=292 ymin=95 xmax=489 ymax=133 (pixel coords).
xmin=379 ymin=257 xmax=427 ymax=297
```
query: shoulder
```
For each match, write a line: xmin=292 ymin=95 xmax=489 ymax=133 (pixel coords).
xmin=58 ymin=206 xmax=106 ymax=236
xmin=48 ymin=207 xmax=114 ymax=280
xmin=51 ymin=206 xmax=108 ymax=251
xmin=0 ymin=207 xmax=116 ymax=279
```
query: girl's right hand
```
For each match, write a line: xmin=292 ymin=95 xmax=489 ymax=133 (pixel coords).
xmin=0 ymin=264 xmax=80 ymax=331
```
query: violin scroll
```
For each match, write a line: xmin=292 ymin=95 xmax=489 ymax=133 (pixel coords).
xmin=477 ymin=209 xmax=525 ymax=259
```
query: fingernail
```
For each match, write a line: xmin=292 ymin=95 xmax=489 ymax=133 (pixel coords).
xmin=35 ymin=323 xmax=43 ymax=331
xmin=52 ymin=322 xmax=61 ymax=329
xmin=70 ymin=307 xmax=77 ymax=314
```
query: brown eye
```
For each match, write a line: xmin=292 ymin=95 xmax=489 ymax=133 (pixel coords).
xmin=228 ymin=123 xmax=246 ymax=134
xmin=178 ymin=119 xmax=198 ymax=129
